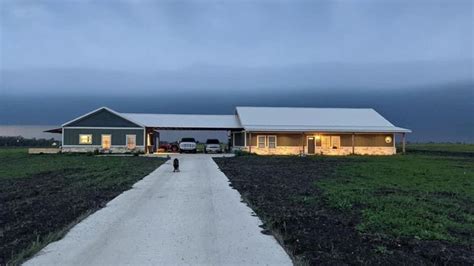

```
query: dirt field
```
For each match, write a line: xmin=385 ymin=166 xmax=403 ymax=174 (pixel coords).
xmin=0 ymin=148 xmax=165 ymax=264
xmin=214 ymin=150 xmax=474 ymax=265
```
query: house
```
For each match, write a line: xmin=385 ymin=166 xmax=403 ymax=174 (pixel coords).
xmin=47 ymin=106 xmax=411 ymax=155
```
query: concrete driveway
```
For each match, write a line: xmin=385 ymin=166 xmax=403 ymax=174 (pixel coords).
xmin=25 ymin=154 xmax=291 ymax=266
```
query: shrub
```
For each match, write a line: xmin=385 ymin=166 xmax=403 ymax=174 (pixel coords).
xmin=233 ymin=150 xmax=256 ymax=157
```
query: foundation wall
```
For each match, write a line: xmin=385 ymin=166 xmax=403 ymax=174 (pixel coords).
xmin=234 ymin=146 xmax=396 ymax=156
xmin=28 ymin=148 xmax=61 ymax=154
xmin=317 ymin=146 xmax=396 ymax=155
xmin=62 ymin=146 xmax=145 ymax=153
xmin=245 ymin=146 xmax=302 ymax=155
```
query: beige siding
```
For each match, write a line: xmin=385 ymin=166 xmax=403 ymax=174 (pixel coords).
xmin=248 ymin=133 xmax=303 ymax=147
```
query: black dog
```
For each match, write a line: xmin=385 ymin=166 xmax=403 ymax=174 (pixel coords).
xmin=173 ymin=158 xmax=180 ymax=172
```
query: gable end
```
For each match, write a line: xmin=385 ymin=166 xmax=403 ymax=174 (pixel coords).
xmin=63 ymin=108 xmax=142 ymax=128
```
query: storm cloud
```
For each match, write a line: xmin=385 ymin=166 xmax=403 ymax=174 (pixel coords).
xmin=0 ymin=0 xmax=472 ymax=95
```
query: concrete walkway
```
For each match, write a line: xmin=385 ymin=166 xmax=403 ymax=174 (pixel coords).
xmin=25 ymin=154 xmax=291 ymax=266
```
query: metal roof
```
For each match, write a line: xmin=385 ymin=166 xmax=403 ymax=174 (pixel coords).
xmin=120 ymin=113 xmax=243 ymax=130
xmin=59 ymin=106 xmax=411 ymax=133
xmin=235 ymin=106 xmax=411 ymax=133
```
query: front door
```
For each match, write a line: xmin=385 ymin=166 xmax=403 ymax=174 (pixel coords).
xmin=102 ymin=135 xmax=111 ymax=150
xmin=307 ymin=137 xmax=315 ymax=154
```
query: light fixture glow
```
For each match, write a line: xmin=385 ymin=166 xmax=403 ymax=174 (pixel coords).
xmin=385 ymin=136 xmax=392 ymax=144
xmin=315 ymin=135 xmax=321 ymax=140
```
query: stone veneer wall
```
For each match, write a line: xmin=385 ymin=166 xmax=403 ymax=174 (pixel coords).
xmin=62 ymin=146 xmax=145 ymax=153
xmin=317 ymin=146 xmax=395 ymax=155
xmin=235 ymin=146 xmax=395 ymax=156
xmin=247 ymin=146 xmax=302 ymax=155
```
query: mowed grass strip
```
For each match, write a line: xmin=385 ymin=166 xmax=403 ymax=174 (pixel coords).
xmin=0 ymin=148 xmax=166 ymax=264
xmin=317 ymin=155 xmax=474 ymax=244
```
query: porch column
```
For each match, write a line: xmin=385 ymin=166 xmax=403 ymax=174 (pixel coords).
xmin=351 ymin=133 xmax=355 ymax=154
xmin=301 ymin=132 xmax=305 ymax=155
xmin=248 ymin=132 xmax=252 ymax=153
xmin=243 ymin=131 xmax=247 ymax=152
xmin=402 ymin=133 xmax=406 ymax=154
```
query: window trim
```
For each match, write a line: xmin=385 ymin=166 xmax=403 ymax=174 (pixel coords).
xmin=79 ymin=134 xmax=93 ymax=145
xmin=126 ymin=134 xmax=137 ymax=150
xmin=257 ymin=135 xmax=266 ymax=148
xmin=268 ymin=135 xmax=277 ymax=149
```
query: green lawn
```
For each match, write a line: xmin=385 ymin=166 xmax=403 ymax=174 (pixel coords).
xmin=0 ymin=148 xmax=166 ymax=264
xmin=318 ymin=154 xmax=473 ymax=244
xmin=405 ymin=143 xmax=474 ymax=153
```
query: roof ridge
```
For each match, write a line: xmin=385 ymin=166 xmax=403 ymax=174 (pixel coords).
xmin=236 ymin=106 xmax=375 ymax=110
xmin=121 ymin=113 xmax=236 ymax=116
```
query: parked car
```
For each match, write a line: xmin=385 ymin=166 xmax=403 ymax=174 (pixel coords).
xmin=205 ymin=139 xmax=221 ymax=153
xmin=158 ymin=141 xmax=179 ymax=152
xmin=179 ymin=138 xmax=197 ymax=153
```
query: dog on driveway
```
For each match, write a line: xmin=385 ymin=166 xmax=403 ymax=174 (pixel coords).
xmin=173 ymin=158 xmax=180 ymax=172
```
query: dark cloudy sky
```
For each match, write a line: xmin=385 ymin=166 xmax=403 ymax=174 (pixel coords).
xmin=1 ymin=0 xmax=472 ymax=93
xmin=0 ymin=0 xmax=473 ymax=141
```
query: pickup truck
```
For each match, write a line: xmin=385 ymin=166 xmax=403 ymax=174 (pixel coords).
xmin=179 ymin=138 xmax=197 ymax=153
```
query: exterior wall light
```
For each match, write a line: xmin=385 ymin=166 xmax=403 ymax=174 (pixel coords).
xmin=315 ymin=135 xmax=321 ymax=140
xmin=385 ymin=136 xmax=392 ymax=144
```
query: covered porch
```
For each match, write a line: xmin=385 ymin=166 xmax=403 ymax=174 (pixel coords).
xmin=231 ymin=131 xmax=408 ymax=155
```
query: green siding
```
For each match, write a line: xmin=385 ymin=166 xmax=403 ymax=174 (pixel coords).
xmin=63 ymin=128 xmax=144 ymax=146
xmin=65 ymin=109 xmax=141 ymax=127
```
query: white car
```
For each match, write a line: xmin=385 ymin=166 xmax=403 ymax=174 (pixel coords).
xmin=205 ymin=139 xmax=221 ymax=153
xmin=179 ymin=138 xmax=197 ymax=153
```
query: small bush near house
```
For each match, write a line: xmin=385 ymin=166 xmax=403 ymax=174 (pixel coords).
xmin=233 ymin=150 xmax=256 ymax=157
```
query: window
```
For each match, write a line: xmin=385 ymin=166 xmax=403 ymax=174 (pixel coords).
xmin=321 ymin=136 xmax=331 ymax=149
xmin=331 ymin=136 xmax=341 ymax=149
xmin=268 ymin=136 xmax=277 ymax=148
xmin=101 ymin=135 xmax=111 ymax=150
xmin=126 ymin=135 xmax=136 ymax=149
xmin=257 ymin=136 xmax=266 ymax=148
xmin=79 ymin=134 xmax=92 ymax=144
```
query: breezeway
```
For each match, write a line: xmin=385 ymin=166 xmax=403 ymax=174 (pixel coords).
xmin=25 ymin=154 xmax=291 ymax=265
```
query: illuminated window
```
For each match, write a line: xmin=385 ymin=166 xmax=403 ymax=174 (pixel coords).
xmin=268 ymin=136 xmax=277 ymax=148
xmin=331 ymin=136 xmax=341 ymax=149
xmin=101 ymin=135 xmax=111 ymax=150
xmin=126 ymin=135 xmax=136 ymax=149
xmin=321 ymin=136 xmax=331 ymax=149
xmin=79 ymin=134 xmax=92 ymax=144
xmin=257 ymin=136 xmax=266 ymax=148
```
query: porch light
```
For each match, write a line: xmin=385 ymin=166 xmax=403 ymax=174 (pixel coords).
xmin=315 ymin=135 xmax=321 ymax=140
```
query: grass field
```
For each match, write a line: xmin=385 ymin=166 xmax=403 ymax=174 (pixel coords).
xmin=318 ymin=155 xmax=473 ymax=244
xmin=0 ymin=148 xmax=165 ymax=264
xmin=215 ymin=144 xmax=474 ymax=264
xmin=405 ymin=143 xmax=474 ymax=154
